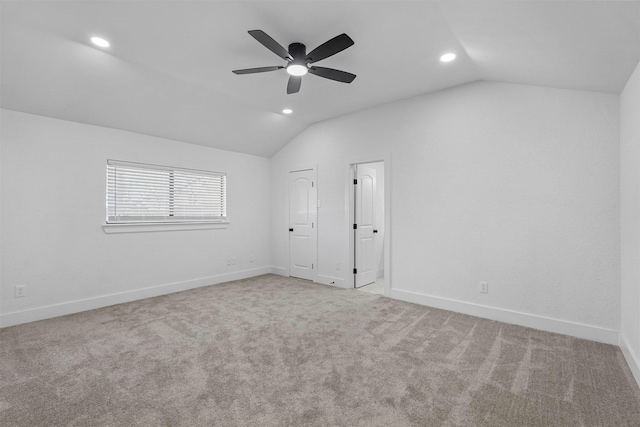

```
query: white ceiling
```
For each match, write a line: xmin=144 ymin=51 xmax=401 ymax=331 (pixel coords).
xmin=2 ymin=1 xmax=639 ymax=157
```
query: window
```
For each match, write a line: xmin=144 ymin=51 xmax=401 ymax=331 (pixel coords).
xmin=106 ymin=160 xmax=226 ymax=224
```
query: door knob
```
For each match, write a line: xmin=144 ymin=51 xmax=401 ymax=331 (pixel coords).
xmin=289 ymin=228 xmax=294 ymax=232
xmin=373 ymin=229 xmax=378 ymax=233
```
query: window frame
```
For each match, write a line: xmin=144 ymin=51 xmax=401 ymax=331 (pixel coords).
xmin=105 ymin=159 xmax=228 ymax=231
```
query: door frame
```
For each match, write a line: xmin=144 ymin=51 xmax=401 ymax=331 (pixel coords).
xmin=289 ymin=165 xmax=318 ymax=283
xmin=347 ymin=154 xmax=391 ymax=295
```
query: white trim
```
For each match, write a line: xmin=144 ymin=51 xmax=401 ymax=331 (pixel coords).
xmin=0 ymin=267 xmax=270 ymax=328
xmin=270 ymin=266 xmax=288 ymax=276
xmin=289 ymin=165 xmax=316 ymax=173
xmin=619 ymin=333 xmax=640 ymax=388
xmin=271 ymin=268 xmax=347 ymax=289
xmin=103 ymin=222 xmax=228 ymax=234
xmin=317 ymin=274 xmax=348 ymax=289
xmin=388 ymin=288 xmax=619 ymax=345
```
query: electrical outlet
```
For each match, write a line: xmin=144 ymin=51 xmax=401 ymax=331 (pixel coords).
xmin=336 ymin=262 xmax=341 ymax=271
xmin=479 ymin=282 xmax=488 ymax=293
xmin=248 ymin=255 xmax=254 ymax=264
xmin=15 ymin=285 xmax=26 ymax=298
xmin=227 ymin=258 xmax=233 ymax=266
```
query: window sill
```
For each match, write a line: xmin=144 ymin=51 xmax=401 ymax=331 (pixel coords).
xmin=102 ymin=222 xmax=229 ymax=234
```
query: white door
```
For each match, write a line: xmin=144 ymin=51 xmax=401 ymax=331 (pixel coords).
xmin=289 ymin=169 xmax=317 ymax=281
xmin=354 ymin=165 xmax=377 ymax=287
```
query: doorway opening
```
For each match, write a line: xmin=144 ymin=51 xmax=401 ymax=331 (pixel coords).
xmin=351 ymin=161 xmax=385 ymax=294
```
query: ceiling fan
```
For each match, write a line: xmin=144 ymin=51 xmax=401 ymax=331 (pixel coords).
xmin=232 ymin=30 xmax=356 ymax=94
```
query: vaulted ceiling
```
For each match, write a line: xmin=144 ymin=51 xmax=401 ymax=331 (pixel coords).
xmin=2 ymin=1 xmax=639 ymax=157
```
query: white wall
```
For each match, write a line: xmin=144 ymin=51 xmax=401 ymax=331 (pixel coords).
xmin=0 ymin=110 xmax=3 ymax=317
xmin=270 ymin=81 xmax=620 ymax=343
xmin=0 ymin=109 xmax=271 ymax=326
xmin=620 ymin=60 xmax=640 ymax=383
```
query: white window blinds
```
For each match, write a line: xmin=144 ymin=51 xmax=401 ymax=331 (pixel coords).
xmin=107 ymin=160 xmax=226 ymax=223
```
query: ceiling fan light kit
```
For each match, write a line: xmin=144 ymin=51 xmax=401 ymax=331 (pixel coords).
xmin=286 ymin=64 xmax=308 ymax=77
xmin=233 ymin=30 xmax=356 ymax=94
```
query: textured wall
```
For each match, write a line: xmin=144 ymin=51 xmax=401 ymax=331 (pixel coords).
xmin=270 ymin=81 xmax=620 ymax=331
xmin=621 ymin=61 xmax=640 ymax=365
xmin=1 ymin=109 xmax=271 ymax=322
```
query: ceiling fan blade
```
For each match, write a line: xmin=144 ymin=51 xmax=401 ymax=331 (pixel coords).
xmin=248 ymin=30 xmax=293 ymax=61
xmin=308 ymin=66 xmax=356 ymax=83
xmin=305 ymin=34 xmax=354 ymax=63
xmin=287 ymin=76 xmax=302 ymax=94
xmin=232 ymin=66 xmax=284 ymax=75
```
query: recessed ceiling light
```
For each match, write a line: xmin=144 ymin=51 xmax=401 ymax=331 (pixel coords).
xmin=440 ymin=53 xmax=456 ymax=63
xmin=282 ymin=109 xmax=293 ymax=115
xmin=91 ymin=37 xmax=110 ymax=48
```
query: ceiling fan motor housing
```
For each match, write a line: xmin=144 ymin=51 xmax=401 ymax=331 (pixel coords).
xmin=288 ymin=43 xmax=307 ymax=66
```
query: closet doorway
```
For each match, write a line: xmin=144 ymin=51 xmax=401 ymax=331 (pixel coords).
xmin=352 ymin=161 xmax=385 ymax=293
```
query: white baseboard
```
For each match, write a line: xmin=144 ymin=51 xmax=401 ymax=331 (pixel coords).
xmin=270 ymin=266 xmax=288 ymax=276
xmin=317 ymin=274 xmax=348 ymax=289
xmin=388 ymin=288 xmax=619 ymax=345
xmin=619 ymin=333 xmax=640 ymax=388
xmin=269 ymin=266 xmax=348 ymax=289
xmin=0 ymin=267 xmax=272 ymax=328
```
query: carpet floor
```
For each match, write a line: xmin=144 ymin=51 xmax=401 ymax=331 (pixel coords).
xmin=1 ymin=274 xmax=639 ymax=426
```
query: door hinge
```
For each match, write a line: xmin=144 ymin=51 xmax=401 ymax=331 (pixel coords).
xmin=353 ymin=224 xmax=357 ymax=229
xmin=353 ymin=268 xmax=357 ymax=274
xmin=353 ymin=179 xmax=357 ymax=185
xmin=312 ymin=181 xmax=314 ymax=187
xmin=312 ymin=263 xmax=314 ymax=269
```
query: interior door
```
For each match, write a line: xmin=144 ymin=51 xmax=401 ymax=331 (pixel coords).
xmin=354 ymin=165 xmax=377 ymax=287
xmin=289 ymin=169 xmax=317 ymax=281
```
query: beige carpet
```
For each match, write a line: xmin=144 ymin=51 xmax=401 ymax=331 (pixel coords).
xmin=1 ymin=274 xmax=639 ymax=426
